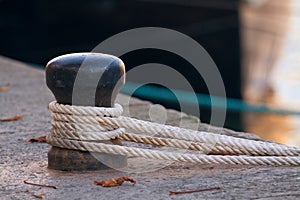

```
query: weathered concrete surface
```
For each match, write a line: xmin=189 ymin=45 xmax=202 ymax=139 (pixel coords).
xmin=0 ymin=56 xmax=299 ymax=199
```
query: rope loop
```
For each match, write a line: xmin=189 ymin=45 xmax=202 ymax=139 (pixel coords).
xmin=49 ymin=101 xmax=123 ymax=117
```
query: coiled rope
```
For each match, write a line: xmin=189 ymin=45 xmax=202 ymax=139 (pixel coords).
xmin=46 ymin=101 xmax=300 ymax=166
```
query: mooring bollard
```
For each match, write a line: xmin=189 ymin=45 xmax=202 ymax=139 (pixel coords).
xmin=46 ymin=53 xmax=127 ymax=171
xmin=45 ymin=54 xmax=300 ymax=171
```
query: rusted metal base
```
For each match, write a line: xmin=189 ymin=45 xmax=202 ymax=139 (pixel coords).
xmin=48 ymin=139 xmax=127 ymax=171
xmin=48 ymin=147 xmax=127 ymax=171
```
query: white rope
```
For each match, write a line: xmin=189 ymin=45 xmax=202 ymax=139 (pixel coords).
xmin=47 ymin=101 xmax=300 ymax=166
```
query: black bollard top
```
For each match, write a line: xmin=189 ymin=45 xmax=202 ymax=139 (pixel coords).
xmin=46 ymin=53 xmax=125 ymax=107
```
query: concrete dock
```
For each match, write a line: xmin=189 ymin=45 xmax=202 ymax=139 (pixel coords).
xmin=0 ymin=56 xmax=299 ymax=199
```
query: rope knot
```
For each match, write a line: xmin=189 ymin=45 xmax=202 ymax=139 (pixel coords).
xmin=46 ymin=101 xmax=300 ymax=166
